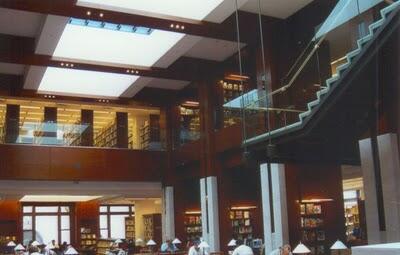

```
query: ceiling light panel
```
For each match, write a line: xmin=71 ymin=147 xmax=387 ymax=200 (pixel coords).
xmin=77 ymin=0 xmax=224 ymax=21
xmin=38 ymin=67 xmax=139 ymax=98
xmin=20 ymin=195 xmax=102 ymax=202
xmin=53 ymin=21 xmax=185 ymax=67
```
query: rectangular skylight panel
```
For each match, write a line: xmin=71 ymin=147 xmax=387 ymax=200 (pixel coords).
xmin=38 ymin=67 xmax=139 ymax=98
xmin=77 ymin=0 xmax=224 ymax=21
xmin=53 ymin=23 xmax=184 ymax=67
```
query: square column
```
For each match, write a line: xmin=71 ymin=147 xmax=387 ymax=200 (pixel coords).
xmin=377 ymin=133 xmax=400 ymax=242
xmin=200 ymin=176 xmax=220 ymax=252
xmin=359 ymin=138 xmax=386 ymax=243
xmin=162 ymin=186 xmax=175 ymax=241
xmin=260 ymin=163 xmax=289 ymax=254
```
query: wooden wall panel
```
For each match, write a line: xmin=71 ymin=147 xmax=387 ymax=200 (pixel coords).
xmin=0 ymin=144 xmax=164 ymax=182
xmin=75 ymin=201 xmax=100 ymax=247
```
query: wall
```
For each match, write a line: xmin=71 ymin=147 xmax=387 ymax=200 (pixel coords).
xmin=0 ymin=144 xmax=164 ymax=182
xmin=134 ymin=199 xmax=162 ymax=241
xmin=285 ymin=163 xmax=346 ymax=248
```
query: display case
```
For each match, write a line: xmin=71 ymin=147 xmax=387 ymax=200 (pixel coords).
xmin=125 ymin=216 xmax=135 ymax=241
xmin=184 ymin=212 xmax=202 ymax=242
xmin=299 ymin=202 xmax=326 ymax=255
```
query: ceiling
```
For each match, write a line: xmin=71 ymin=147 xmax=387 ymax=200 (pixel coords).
xmin=0 ymin=0 xmax=315 ymax=100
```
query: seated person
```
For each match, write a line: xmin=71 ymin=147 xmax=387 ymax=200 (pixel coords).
xmin=187 ymin=240 xmax=207 ymax=255
xmin=270 ymin=244 xmax=292 ymax=255
xmin=232 ymin=240 xmax=253 ymax=255
xmin=161 ymin=240 xmax=177 ymax=253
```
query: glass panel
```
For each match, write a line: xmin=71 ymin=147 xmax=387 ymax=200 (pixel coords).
xmin=99 ymin=206 xmax=108 ymax=213
xmin=61 ymin=215 xmax=70 ymax=230
xmin=35 ymin=206 xmax=58 ymax=213
xmin=344 ymin=190 xmax=358 ymax=200
xmin=110 ymin=214 xmax=128 ymax=239
xmin=61 ymin=230 xmax=70 ymax=244
xmin=100 ymin=215 xmax=108 ymax=229
xmin=23 ymin=231 xmax=33 ymax=246
xmin=36 ymin=215 xmax=58 ymax=244
xmin=23 ymin=216 xmax=32 ymax=230
xmin=23 ymin=206 xmax=33 ymax=213
xmin=60 ymin=206 xmax=70 ymax=213
xmin=109 ymin=206 xmax=129 ymax=213
xmin=100 ymin=229 xmax=109 ymax=239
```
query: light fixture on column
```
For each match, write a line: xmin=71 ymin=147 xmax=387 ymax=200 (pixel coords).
xmin=292 ymin=243 xmax=311 ymax=254
xmin=330 ymin=240 xmax=348 ymax=255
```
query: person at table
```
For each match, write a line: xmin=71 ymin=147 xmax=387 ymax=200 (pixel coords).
xmin=232 ymin=240 xmax=253 ymax=255
xmin=161 ymin=240 xmax=177 ymax=253
xmin=269 ymin=244 xmax=292 ymax=255
xmin=187 ymin=240 xmax=207 ymax=255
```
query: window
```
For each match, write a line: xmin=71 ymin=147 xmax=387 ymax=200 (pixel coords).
xmin=22 ymin=204 xmax=72 ymax=246
xmin=99 ymin=205 xmax=134 ymax=239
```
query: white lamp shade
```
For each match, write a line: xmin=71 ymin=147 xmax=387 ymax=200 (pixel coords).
xmin=146 ymin=240 xmax=156 ymax=246
xmin=7 ymin=241 xmax=16 ymax=246
xmin=172 ymin=238 xmax=182 ymax=244
xmin=227 ymin=239 xmax=237 ymax=247
xmin=31 ymin=241 xmax=41 ymax=246
xmin=115 ymin=239 xmax=123 ymax=244
xmin=14 ymin=244 xmax=25 ymax=251
xmin=135 ymin=238 xmax=143 ymax=244
xmin=198 ymin=241 xmax=210 ymax=249
xmin=330 ymin=240 xmax=348 ymax=250
xmin=293 ymin=243 xmax=311 ymax=254
xmin=65 ymin=247 xmax=79 ymax=255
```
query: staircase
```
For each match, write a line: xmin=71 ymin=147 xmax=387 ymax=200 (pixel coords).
xmin=242 ymin=0 xmax=400 ymax=150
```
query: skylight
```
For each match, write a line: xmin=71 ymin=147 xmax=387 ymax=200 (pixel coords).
xmin=77 ymin=0 xmax=224 ymax=21
xmin=38 ymin=67 xmax=139 ymax=98
xmin=53 ymin=22 xmax=185 ymax=67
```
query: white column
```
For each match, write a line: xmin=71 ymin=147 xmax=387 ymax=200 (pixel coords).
xmin=359 ymin=138 xmax=386 ymax=243
xmin=260 ymin=163 xmax=289 ymax=254
xmin=377 ymin=133 xmax=400 ymax=242
xmin=162 ymin=186 xmax=175 ymax=241
xmin=200 ymin=176 xmax=220 ymax=252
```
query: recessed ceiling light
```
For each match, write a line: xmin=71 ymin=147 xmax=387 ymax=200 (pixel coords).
xmin=20 ymin=195 xmax=102 ymax=202
xmin=77 ymin=0 xmax=225 ymax=21
xmin=38 ymin=67 xmax=139 ymax=98
xmin=53 ymin=21 xmax=184 ymax=67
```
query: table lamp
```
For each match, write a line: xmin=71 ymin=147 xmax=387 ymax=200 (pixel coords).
xmin=7 ymin=241 xmax=16 ymax=247
xmin=172 ymin=238 xmax=181 ymax=245
xmin=14 ymin=244 xmax=25 ymax=251
xmin=65 ymin=247 xmax=79 ymax=255
xmin=31 ymin=241 xmax=40 ymax=247
xmin=292 ymin=243 xmax=311 ymax=254
xmin=146 ymin=239 xmax=156 ymax=253
xmin=330 ymin=240 xmax=348 ymax=255
xmin=115 ymin=239 xmax=123 ymax=244
xmin=227 ymin=239 xmax=237 ymax=247
xmin=135 ymin=238 xmax=143 ymax=246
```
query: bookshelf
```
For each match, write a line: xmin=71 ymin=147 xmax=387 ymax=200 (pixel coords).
xmin=125 ymin=216 xmax=135 ymax=241
xmin=80 ymin=227 xmax=97 ymax=253
xmin=96 ymin=239 xmax=114 ymax=255
xmin=221 ymin=81 xmax=244 ymax=103
xmin=143 ymin=214 xmax=162 ymax=245
xmin=229 ymin=209 xmax=254 ymax=242
xmin=140 ymin=122 xmax=150 ymax=150
xmin=184 ymin=213 xmax=202 ymax=242
xmin=94 ymin=121 xmax=117 ymax=148
xmin=299 ymin=202 xmax=326 ymax=255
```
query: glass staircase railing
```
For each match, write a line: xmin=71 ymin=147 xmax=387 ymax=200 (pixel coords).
xmin=239 ymin=0 xmax=400 ymax=147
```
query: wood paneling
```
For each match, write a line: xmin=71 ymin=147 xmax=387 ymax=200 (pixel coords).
xmin=0 ymin=144 xmax=164 ymax=181
xmin=75 ymin=201 xmax=100 ymax=247
xmin=285 ymin=163 xmax=346 ymax=248
xmin=81 ymin=110 xmax=94 ymax=147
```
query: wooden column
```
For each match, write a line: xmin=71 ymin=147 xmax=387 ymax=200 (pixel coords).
xmin=81 ymin=109 xmax=94 ymax=146
xmin=116 ymin=112 xmax=128 ymax=148
xmin=5 ymin=104 xmax=19 ymax=143
xmin=44 ymin=107 xmax=57 ymax=141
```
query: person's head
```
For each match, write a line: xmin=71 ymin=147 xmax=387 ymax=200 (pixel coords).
xmin=235 ymin=239 xmax=244 ymax=246
xmin=193 ymin=239 xmax=201 ymax=251
xmin=281 ymin=244 xmax=291 ymax=255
